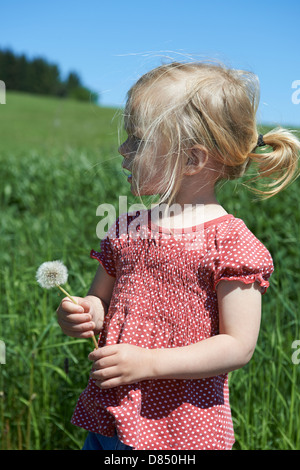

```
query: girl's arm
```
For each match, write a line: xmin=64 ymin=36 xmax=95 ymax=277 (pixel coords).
xmin=57 ymin=265 xmax=115 ymax=339
xmin=87 ymin=264 xmax=116 ymax=308
xmin=150 ymin=280 xmax=262 ymax=380
xmin=89 ymin=280 xmax=262 ymax=388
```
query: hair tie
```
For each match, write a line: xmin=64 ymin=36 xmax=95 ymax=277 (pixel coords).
xmin=257 ymin=134 xmax=266 ymax=147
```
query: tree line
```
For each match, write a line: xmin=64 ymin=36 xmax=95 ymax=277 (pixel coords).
xmin=0 ymin=48 xmax=99 ymax=103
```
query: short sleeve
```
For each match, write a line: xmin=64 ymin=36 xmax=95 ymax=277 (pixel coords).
xmin=90 ymin=237 xmax=116 ymax=277
xmin=214 ymin=219 xmax=274 ymax=294
xmin=90 ymin=218 xmax=118 ymax=277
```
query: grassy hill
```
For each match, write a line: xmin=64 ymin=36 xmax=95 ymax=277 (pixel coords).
xmin=0 ymin=91 xmax=121 ymax=155
xmin=0 ymin=92 xmax=299 ymax=450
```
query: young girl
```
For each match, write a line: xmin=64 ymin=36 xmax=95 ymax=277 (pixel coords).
xmin=56 ymin=61 xmax=300 ymax=450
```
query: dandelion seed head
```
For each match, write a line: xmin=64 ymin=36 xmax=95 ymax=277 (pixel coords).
xmin=36 ymin=260 xmax=68 ymax=289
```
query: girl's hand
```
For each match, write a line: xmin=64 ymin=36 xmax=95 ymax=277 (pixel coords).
xmin=89 ymin=344 xmax=153 ymax=389
xmin=56 ymin=296 xmax=106 ymax=339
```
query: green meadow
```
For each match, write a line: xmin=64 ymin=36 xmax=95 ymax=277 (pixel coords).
xmin=0 ymin=91 xmax=299 ymax=450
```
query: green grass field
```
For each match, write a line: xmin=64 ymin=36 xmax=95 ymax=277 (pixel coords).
xmin=0 ymin=91 xmax=299 ymax=450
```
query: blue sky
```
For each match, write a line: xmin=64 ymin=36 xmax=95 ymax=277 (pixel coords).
xmin=1 ymin=0 xmax=300 ymax=126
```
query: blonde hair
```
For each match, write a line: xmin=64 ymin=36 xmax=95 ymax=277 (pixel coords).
xmin=123 ymin=61 xmax=300 ymax=202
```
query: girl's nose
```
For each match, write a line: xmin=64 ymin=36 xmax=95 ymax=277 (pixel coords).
xmin=118 ymin=141 xmax=128 ymax=157
xmin=118 ymin=144 xmax=123 ymax=155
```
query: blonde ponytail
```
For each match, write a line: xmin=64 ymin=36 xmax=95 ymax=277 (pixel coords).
xmin=248 ymin=127 xmax=300 ymax=198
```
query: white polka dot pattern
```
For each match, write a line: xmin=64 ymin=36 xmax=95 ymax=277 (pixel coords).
xmin=71 ymin=212 xmax=274 ymax=450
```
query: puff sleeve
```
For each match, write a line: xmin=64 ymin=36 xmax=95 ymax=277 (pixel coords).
xmin=90 ymin=218 xmax=118 ymax=277
xmin=214 ymin=219 xmax=274 ymax=294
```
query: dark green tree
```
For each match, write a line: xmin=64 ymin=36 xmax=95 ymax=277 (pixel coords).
xmin=0 ymin=48 xmax=99 ymax=103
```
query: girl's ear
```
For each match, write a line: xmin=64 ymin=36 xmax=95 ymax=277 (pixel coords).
xmin=184 ymin=145 xmax=209 ymax=175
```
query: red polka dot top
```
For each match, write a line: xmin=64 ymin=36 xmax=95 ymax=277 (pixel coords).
xmin=71 ymin=211 xmax=274 ymax=450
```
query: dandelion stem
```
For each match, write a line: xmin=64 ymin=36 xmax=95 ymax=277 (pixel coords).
xmin=56 ymin=285 xmax=77 ymax=304
xmin=56 ymin=285 xmax=99 ymax=349
xmin=91 ymin=335 xmax=99 ymax=349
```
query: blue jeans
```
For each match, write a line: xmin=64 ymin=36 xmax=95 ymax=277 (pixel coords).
xmin=82 ymin=431 xmax=133 ymax=450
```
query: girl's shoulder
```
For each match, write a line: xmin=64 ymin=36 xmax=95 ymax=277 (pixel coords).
xmin=211 ymin=215 xmax=274 ymax=266
xmin=213 ymin=214 xmax=262 ymax=239
xmin=212 ymin=214 xmax=269 ymax=249
xmin=200 ymin=214 xmax=254 ymax=245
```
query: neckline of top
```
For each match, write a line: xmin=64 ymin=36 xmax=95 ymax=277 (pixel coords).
xmin=146 ymin=212 xmax=234 ymax=234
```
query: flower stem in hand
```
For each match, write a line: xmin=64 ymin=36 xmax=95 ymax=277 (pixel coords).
xmin=57 ymin=285 xmax=98 ymax=349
